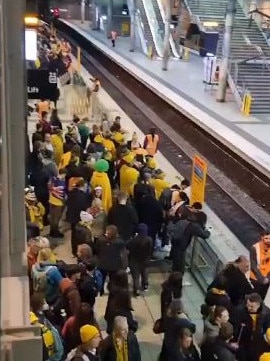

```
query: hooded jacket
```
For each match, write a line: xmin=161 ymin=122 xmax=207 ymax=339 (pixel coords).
xmin=90 ymin=171 xmax=112 ymax=213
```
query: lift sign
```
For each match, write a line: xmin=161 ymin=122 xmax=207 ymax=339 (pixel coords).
xmin=190 ymin=155 xmax=208 ymax=205
xmin=27 ymin=70 xmax=58 ymax=100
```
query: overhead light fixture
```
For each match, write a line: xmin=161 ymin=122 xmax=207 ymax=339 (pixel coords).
xmin=203 ymin=21 xmax=219 ymax=27
xmin=25 ymin=17 xmax=39 ymax=26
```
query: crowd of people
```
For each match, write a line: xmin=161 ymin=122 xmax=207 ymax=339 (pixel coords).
xmin=25 ymin=32 xmax=270 ymax=361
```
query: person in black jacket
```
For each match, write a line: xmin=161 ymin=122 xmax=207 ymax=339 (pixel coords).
xmin=233 ymin=293 xmax=270 ymax=361
xmin=99 ymin=316 xmax=141 ymax=361
xmin=95 ymin=225 xmax=127 ymax=295
xmin=208 ymin=256 xmax=253 ymax=308
xmin=160 ymin=272 xmax=183 ymax=318
xmin=127 ymin=223 xmax=153 ymax=296
xmin=135 ymin=192 xmax=163 ymax=248
xmin=155 ymin=299 xmax=196 ymax=361
xmin=66 ymin=178 xmax=91 ymax=256
xmin=107 ymin=191 xmax=138 ymax=242
xmin=169 ymin=213 xmax=210 ymax=274
xmin=201 ymin=322 xmax=236 ymax=361
xmin=160 ymin=326 xmax=199 ymax=361
xmin=105 ymin=288 xmax=138 ymax=335
xmin=205 ymin=275 xmax=232 ymax=313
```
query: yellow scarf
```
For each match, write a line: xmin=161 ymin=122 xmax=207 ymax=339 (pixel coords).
xmin=113 ymin=335 xmax=128 ymax=361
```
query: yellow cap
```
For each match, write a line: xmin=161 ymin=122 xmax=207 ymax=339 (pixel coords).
xmin=80 ymin=325 xmax=100 ymax=343
xmin=147 ymin=158 xmax=157 ymax=169
xmin=94 ymin=134 xmax=103 ymax=143
xmin=260 ymin=353 xmax=270 ymax=361
xmin=113 ymin=132 xmax=124 ymax=144
xmin=122 ymin=152 xmax=135 ymax=164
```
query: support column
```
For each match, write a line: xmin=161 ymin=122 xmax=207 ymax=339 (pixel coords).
xmin=107 ymin=0 xmax=113 ymax=39
xmin=91 ymin=1 xmax=98 ymax=30
xmin=130 ymin=0 xmax=136 ymax=52
xmin=162 ymin=0 xmax=172 ymax=71
xmin=0 ymin=0 xmax=42 ymax=359
xmin=81 ymin=0 xmax=86 ymax=23
xmin=216 ymin=0 xmax=236 ymax=102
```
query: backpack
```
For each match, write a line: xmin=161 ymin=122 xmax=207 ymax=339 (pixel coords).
xmin=32 ymin=265 xmax=54 ymax=294
xmin=65 ymin=349 xmax=89 ymax=361
xmin=40 ymin=318 xmax=64 ymax=361
xmin=93 ymin=268 xmax=103 ymax=292
xmin=159 ymin=188 xmax=172 ymax=211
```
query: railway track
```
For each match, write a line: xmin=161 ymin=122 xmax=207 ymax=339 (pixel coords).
xmin=56 ymin=21 xmax=270 ymax=250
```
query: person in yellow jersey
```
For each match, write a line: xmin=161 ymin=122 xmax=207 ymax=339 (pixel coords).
xmin=90 ymin=159 xmax=112 ymax=213
xmin=48 ymin=169 xmax=66 ymax=238
xmin=250 ymin=230 xmax=270 ymax=299
xmin=143 ymin=127 xmax=160 ymax=157
xmin=51 ymin=128 xmax=64 ymax=167
xmin=112 ymin=131 xmax=125 ymax=149
xmin=59 ymin=144 xmax=81 ymax=171
xmin=102 ymin=130 xmax=116 ymax=159
xmin=150 ymin=169 xmax=171 ymax=199
xmin=120 ymin=152 xmax=139 ymax=197
xmin=25 ymin=189 xmax=45 ymax=231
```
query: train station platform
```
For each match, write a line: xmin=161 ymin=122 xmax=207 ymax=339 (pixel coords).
xmin=27 ymin=58 xmax=206 ymax=361
xmin=27 ymin=44 xmax=253 ymax=358
xmin=60 ymin=19 xmax=270 ymax=178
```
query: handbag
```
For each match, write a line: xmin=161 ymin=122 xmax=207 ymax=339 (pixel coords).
xmin=153 ymin=318 xmax=163 ymax=334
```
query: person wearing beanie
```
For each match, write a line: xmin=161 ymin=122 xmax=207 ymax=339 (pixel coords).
xmin=66 ymin=324 xmax=101 ymax=361
xmin=120 ymin=152 xmax=139 ymax=197
xmin=260 ymin=353 xmax=270 ymax=361
xmin=146 ymin=157 xmax=157 ymax=171
xmin=25 ymin=190 xmax=45 ymax=231
xmin=90 ymin=159 xmax=112 ymax=213
xmin=127 ymin=223 xmax=153 ymax=297
xmin=150 ymin=169 xmax=171 ymax=199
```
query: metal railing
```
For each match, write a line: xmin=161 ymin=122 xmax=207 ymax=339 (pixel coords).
xmin=186 ymin=236 xmax=225 ymax=292
xmin=141 ymin=0 xmax=164 ymax=57
xmin=156 ymin=0 xmax=180 ymax=58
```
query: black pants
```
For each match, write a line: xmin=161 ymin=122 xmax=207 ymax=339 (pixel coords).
xmin=172 ymin=247 xmax=186 ymax=274
xmin=251 ymin=279 xmax=269 ymax=300
xmin=71 ymin=223 xmax=77 ymax=256
xmin=80 ymin=135 xmax=88 ymax=151
xmin=112 ymin=39 xmax=115 ymax=47
xmin=50 ymin=204 xmax=63 ymax=234
xmin=130 ymin=263 xmax=148 ymax=293
xmin=98 ymin=269 xmax=117 ymax=295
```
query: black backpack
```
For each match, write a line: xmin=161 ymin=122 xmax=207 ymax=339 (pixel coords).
xmin=159 ymin=188 xmax=172 ymax=211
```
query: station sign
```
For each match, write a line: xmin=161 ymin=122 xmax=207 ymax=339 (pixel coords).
xmin=27 ymin=70 xmax=58 ymax=100
xmin=190 ymin=155 xmax=208 ymax=205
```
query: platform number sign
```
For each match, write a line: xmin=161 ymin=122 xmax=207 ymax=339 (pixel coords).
xmin=190 ymin=155 xmax=208 ymax=205
xmin=27 ymin=70 xmax=58 ymax=100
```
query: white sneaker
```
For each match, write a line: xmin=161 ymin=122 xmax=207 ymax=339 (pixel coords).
xmin=161 ymin=245 xmax=171 ymax=253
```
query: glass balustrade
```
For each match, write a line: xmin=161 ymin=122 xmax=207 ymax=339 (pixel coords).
xmin=142 ymin=0 xmax=164 ymax=57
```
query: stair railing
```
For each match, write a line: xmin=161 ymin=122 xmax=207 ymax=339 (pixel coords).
xmin=136 ymin=9 xmax=149 ymax=55
xmin=141 ymin=0 xmax=164 ymax=57
xmin=156 ymin=0 xmax=180 ymax=58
